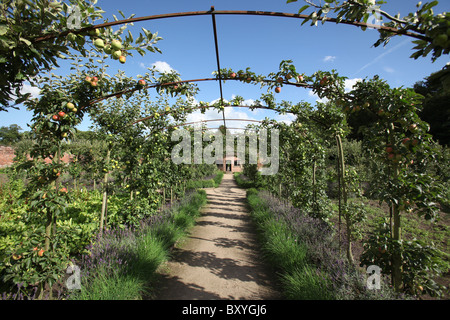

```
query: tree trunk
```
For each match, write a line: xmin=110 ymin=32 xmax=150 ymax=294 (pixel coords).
xmin=44 ymin=209 xmax=52 ymax=252
xmin=279 ymin=183 xmax=282 ymax=199
xmin=392 ymin=165 xmax=403 ymax=292
xmin=312 ymin=160 xmax=317 ymax=213
xmin=336 ymin=138 xmax=342 ymax=254
xmin=336 ymin=134 xmax=353 ymax=265
xmin=99 ymin=149 xmax=110 ymax=234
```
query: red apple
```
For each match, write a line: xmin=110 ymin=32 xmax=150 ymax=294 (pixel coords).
xmin=277 ymin=77 xmax=283 ymax=84
xmin=91 ymin=81 xmax=98 ymax=87
xmin=119 ymin=55 xmax=126 ymax=64
xmin=387 ymin=153 xmax=395 ymax=160
xmin=275 ymin=87 xmax=281 ymax=93
xmin=92 ymin=76 xmax=98 ymax=82
xmin=402 ymin=138 xmax=410 ymax=145
xmin=320 ymin=76 xmax=328 ymax=85
xmin=85 ymin=76 xmax=91 ymax=83
xmin=58 ymin=111 xmax=66 ymax=118
xmin=138 ymin=79 xmax=146 ymax=86
xmin=52 ymin=114 xmax=60 ymax=121
xmin=230 ymin=72 xmax=236 ymax=78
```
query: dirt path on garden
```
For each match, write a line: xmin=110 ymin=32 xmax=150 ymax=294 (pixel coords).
xmin=154 ymin=173 xmax=281 ymax=300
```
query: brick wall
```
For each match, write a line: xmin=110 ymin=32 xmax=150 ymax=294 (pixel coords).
xmin=0 ymin=145 xmax=74 ymax=168
xmin=0 ymin=146 xmax=16 ymax=168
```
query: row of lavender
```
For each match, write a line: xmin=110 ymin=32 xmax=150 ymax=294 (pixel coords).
xmin=247 ymin=189 xmax=401 ymax=300
xmin=69 ymin=189 xmax=207 ymax=299
xmin=2 ymin=189 xmax=207 ymax=300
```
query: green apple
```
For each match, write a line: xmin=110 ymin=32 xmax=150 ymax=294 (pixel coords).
xmin=112 ymin=50 xmax=122 ymax=60
xmin=111 ymin=39 xmax=122 ymax=50
xmin=104 ymin=44 xmax=112 ymax=54
xmin=89 ymin=29 xmax=100 ymax=37
xmin=94 ymin=38 xmax=105 ymax=49
xmin=67 ymin=33 xmax=77 ymax=42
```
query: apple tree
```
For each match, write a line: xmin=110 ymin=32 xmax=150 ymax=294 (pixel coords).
xmin=343 ymin=76 xmax=447 ymax=294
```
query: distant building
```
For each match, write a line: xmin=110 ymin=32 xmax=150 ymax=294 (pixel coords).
xmin=216 ymin=156 xmax=243 ymax=173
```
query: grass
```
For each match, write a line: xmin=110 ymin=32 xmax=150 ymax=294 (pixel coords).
xmin=246 ymin=188 xmax=336 ymax=300
xmin=69 ymin=189 xmax=207 ymax=300
xmin=245 ymin=187 xmax=399 ymax=300
xmin=280 ymin=265 xmax=334 ymax=300
xmin=186 ymin=171 xmax=224 ymax=190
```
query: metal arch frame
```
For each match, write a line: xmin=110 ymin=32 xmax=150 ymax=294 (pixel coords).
xmin=34 ymin=8 xmax=430 ymax=44
xmin=129 ymin=104 xmax=293 ymax=126
xmin=83 ymin=77 xmax=312 ymax=111
xmin=172 ymin=118 xmax=263 ymax=128
xmin=64 ymin=5 xmax=430 ymax=130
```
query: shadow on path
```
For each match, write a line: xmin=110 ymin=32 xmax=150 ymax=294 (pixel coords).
xmin=153 ymin=173 xmax=280 ymax=300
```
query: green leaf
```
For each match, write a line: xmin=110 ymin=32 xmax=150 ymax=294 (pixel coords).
xmin=287 ymin=0 xmax=298 ymax=3
xmin=19 ymin=38 xmax=32 ymax=46
xmin=298 ymin=5 xmax=309 ymax=14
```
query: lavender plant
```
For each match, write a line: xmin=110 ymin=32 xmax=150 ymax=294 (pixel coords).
xmin=67 ymin=190 xmax=206 ymax=300
xmin=248 ymin=189 xmax=398 ymax=299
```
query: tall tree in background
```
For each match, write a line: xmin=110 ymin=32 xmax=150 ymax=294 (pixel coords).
xmin=0 ymin=124 xmax=22 ymax=145
xmin=413 ymin=64 xmax=450 ymax=146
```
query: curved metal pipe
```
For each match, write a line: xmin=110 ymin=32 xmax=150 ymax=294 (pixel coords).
xmin=34 ymin=9 xmax=429 ymax=43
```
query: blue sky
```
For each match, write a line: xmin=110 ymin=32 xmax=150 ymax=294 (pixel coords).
xmin=1 ymin=0 xmax=449 ymax=132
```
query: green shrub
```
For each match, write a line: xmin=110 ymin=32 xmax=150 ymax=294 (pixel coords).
xmin=281 ymin=265 xmax=335 ymax=300
xmin=234 ymin=172 xmax=258 ymax=188
xmin=213 ymin=171 xmax=224 ymax=187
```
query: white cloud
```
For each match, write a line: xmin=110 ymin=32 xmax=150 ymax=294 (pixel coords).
xmin=150 ymin=61 xmax=175 ymax=74
xmin=275 ymin=113 xmax=295 ymax=125
xmin=323 ymin=55 xmax=336 ymax=62
xmin=185 ymin=98 xmax=260 ymax=133
xmin=344 ymin=78 xmax=362 ymax=92
xmin=20 ymin=83 xmax=40 ymax=99
xmin=383 ymin=66 xmax=395 ymax=73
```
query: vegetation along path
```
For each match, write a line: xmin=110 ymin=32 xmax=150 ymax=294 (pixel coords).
xmin=155 ymin=173 xmax=281 ymax=300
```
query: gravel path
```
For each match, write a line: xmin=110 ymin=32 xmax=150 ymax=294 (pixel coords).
xmin=154 ymin=173 xmax=280 ymax=300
